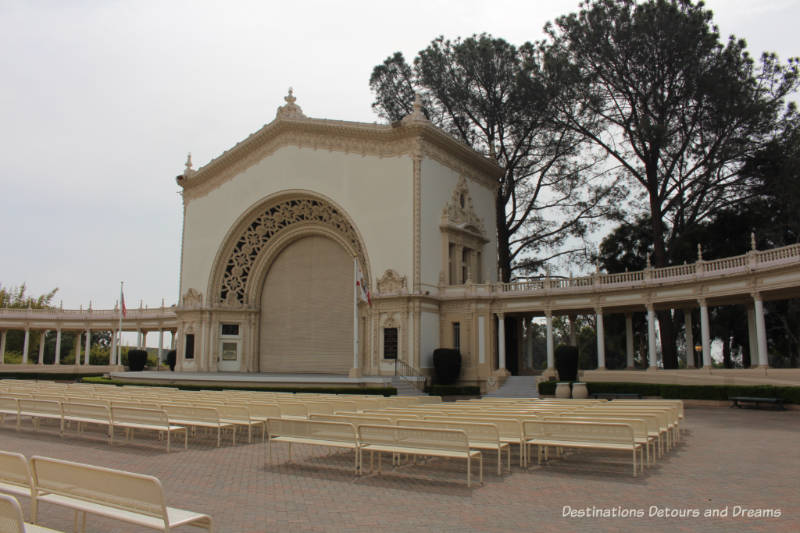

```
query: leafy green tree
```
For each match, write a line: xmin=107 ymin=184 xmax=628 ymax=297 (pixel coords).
xmin=370 ymin=34 xmax=621 ymax=282
xmin=545 ymin=0 xmax=799 ymax=367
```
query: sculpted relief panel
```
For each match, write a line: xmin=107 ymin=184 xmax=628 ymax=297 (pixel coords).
xmin=218 ymin=197 xmax=365 ymax=305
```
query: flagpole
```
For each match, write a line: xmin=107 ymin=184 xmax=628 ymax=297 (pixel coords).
xmin=116 ymin=281 xmax=124 ymax=366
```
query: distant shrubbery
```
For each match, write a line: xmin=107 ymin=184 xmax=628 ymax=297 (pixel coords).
xmin=537 ymin=381 xmax=800 ymax=403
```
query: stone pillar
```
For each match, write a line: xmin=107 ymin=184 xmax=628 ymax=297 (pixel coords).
xmin=158 ymin=329 xmax=164 ymax=368
xmin=22 ymin=329 xmax=30 ymax=364
xmin=595 ymin=308 xmax=606 ymax=369
xmin=747 ymin=305 xmax=758 ymax=368
xmin=546 ymin=311 xmax=554 ymax=370
xmin=684 ymin=310 xmax=695 ymax=368
xmin=74 ymin=333 xmax=81 ymax=365
xmin=625 ymin=313 xmax=634 ymax=368
xmin=753 ymin=294 xmax=769 ymax=367
xmin=568 ymin=314 xmax=577 ymax=346
xmin=497 ymin=313 xmax=506 ymax=372
xmin=646 ymin=305 xmax=657 ymax=369
xmin=699 ymin=299 xmax=711 ymax=368
xmin=38 ymin=331 xmax=46 ymax=364
xmin=170 ymin=331 xmax=176 ymax=350
xmin=54 ymin=329 xmax=62 ymax=365
xmin=0 ymin=330 xmax=6 ymax=364
xmin=84 ymin=329 xmax=91 ymax=365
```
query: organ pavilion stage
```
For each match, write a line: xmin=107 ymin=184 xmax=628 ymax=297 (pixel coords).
xmin=4 ymin=90 xmax=800 ymax=391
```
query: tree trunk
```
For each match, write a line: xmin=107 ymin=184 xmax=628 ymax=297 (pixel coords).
xmin=496 ymin=186 xmax=512 ymax=283
xmin=657 ymin=311 xmax=679 ymax=369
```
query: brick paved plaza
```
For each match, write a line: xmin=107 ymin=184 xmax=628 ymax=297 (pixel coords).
xmin=1 ymin=406 xmax=798 ymax=532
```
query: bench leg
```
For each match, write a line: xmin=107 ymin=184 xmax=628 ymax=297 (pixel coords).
xmin=166 ymin=430 xmax=171 ymax=453
xmin=467 ymin=456 xmax=471 ymax=488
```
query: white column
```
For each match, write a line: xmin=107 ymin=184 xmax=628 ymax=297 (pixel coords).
xmin=74 ymin=333 xmax=81 ymax=365
xmin=38 ymin=331 xmax=46 ymax=364
xmin=595 ymin=309 xmax=606 ymax=369
xmin=699 ymin=299 xmax=711 ymax=367
xmin=22 ymin=329 xmax=30 ymax=364
xmin=684 ymin=310 xmax=695 ymax=368
xmin=170 ymin=331 xmax=176 ymax=350
xmin=545 ymin=311 xmax=554 ymax=370
xmin=158 ymin=329 xmax=164 ymax=368
xmin=110 ymin=329 xmax=117 ymax=366
xmin=747 ymin=305 xmax=758 ymax=368
xmin=0 ymin=330 xmax=6 ymax=364
xmin=407 ymin=309 xmax=414 ymax=365
xmin=625 ymin=313 xmax=634 ymax=368
xmin=84 ymin=329 xmax=91 ymax=365
xmin=54 ymin=329 xmax=62 ymax=365
xmin=753 ymin=294 xmax=769 ymax=367
xmin=646 ymin=305 xmax=657 ymax=369
xmin=497 ymin=313 xmax=506 ymax=371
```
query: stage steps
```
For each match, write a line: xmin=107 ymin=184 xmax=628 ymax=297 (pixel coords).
xmin=484 ymin=375 xmax=539 ymax=398
xmin=391 ymin=376 xmax=427 ymax=397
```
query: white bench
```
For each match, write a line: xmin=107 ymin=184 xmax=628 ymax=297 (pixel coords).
xmin=162 ymin=405 xmax=235 ymax=447
xmin=111 ymin=407 xmax=188 ymax=453
xmin=397 ymin=419 xmax=510 ymax=475
xmin=30 ymin=456 xmax=213 ymax=532
xmin=267 ymin=418 xmax=360 ymax=473
xmin=0 ymin=450 xmax=36 ymax=519
xmin=523 ymin=420 xmax=644 ymax=476
xmin=0 ymin=493 xmax=63 ymax=533
xmin=17 ymin=400 xmax=62 ymax=433
xmin=61 ymin=403 xmax=112 ymax=441
xmin=358 ymin=424 xmax=483 ymax=487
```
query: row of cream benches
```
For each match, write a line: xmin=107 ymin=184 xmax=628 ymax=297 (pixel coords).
xmin=0 ymin=450 xmax=213 ymax=532
xmin=266 ymin=415 xmax=647 ymax=483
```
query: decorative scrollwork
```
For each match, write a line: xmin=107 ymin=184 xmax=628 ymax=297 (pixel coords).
xmin=219 ymin=197 xmax=363 ymax=304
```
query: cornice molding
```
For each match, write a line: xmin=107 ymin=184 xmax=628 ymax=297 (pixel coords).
xmin=177 ymin=117 xmax=503 ymax=202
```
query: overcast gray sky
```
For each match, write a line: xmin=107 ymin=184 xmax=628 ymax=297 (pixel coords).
xmin=2 ymin=0 xmax=798 ymax=312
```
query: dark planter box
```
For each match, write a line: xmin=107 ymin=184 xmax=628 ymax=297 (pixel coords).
xmin=432 ymin=348 xmax=461 ymax=385
xmin=127 ymin=349 xmax=148 ymax=372
xmin=555 ymin=345 xmax=579 ymax=382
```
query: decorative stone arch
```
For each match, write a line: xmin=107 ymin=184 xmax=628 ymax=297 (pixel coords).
xmin=208 ymin=190 xmax=371 ymax=307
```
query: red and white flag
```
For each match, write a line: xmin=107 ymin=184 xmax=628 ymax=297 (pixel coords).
xmin=355 ymin=260 xmax=371 ymax=306
xmin=120 ymin=284 xmax=127 ymax=318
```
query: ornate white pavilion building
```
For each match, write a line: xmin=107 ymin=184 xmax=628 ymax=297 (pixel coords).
xmin=173 ymin=91 xmax=501 ymax=380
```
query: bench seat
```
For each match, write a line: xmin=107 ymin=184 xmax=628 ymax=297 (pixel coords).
xmin=30 ymin=456 xmax=213 ymax=532
xmin=267 ymin=419 xmax=360 ymax=473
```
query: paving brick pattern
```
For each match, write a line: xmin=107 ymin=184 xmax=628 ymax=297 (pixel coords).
xmin=1 ymin=407 xmax=798 ymax=532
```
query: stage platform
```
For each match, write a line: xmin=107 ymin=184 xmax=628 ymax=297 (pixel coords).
xmin=109 ymin=371 xmax=393 ymax=389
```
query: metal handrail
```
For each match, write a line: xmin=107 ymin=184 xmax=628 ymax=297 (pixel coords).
xmin=394 ymin=359 xmax=427 ymax=393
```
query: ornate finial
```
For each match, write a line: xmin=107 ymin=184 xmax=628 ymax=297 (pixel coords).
xmin=697 ymin=244 xmax=703 ymax=261
xmin=402 ymin=92 xmax=428 ymax=124
xmin=182 ymin=153 xmax=195 ymax=178
xmin=276 ymin=87 xmax=306 ymax=119
xmin=751 ymin=232 xmax=757 ymax=251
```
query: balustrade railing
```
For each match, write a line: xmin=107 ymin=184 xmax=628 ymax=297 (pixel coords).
xmin=394 ymin=359 xmax=427 ymax=393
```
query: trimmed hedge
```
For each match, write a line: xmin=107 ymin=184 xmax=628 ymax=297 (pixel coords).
xmin=0 ymin=373 xmax=104 ymax=381
xmin=426 ymin=384 xmax=481 ymax=396
xmin=80 ymin=376 xmax=397 ymax=395
xmin=536 ymin=381 xmax=800 ymax=404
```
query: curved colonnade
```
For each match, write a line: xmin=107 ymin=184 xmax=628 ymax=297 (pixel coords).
xmin=1 ymin=243 xmax=800 ymax=383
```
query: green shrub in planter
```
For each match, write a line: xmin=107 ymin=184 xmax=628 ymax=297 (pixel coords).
xmin=166 ymin=350 xmax=177 ymax=371
xmin=127 ymin=349 xmax=148 ymax=371
xmin=432 ymin=348 xmax=461 ymax=385
xmin=555 ymin=345 xmax=579 ymax=382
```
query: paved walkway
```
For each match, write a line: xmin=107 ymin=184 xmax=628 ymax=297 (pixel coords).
xmin=1 ymin=407 xmax=798 ymax=532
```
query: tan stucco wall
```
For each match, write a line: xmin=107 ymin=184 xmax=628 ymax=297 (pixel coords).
xmin=180 ymin=146 xmax=413 ymax=301
xmin=419 ymin=158 xmax=497 ymax=288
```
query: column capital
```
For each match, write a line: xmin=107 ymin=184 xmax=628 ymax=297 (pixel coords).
xmin=697 ymin=298 xmax=707 ymax=307
xmin=751 ymin=291 xmax=762 ymax=302
xmin=496 ymin=312 xmax=505 ymax=320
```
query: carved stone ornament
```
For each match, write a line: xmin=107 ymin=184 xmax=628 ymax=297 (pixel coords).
xmin=383 ymin=315 xmax=399 ymax=329
xmin=401 ymin=93 xmax=429 ymax=125
xmin=442 ymin=176 xmax=485 ymax=236
xmin=182 ymin=288 xmax=203 ymax=309
xmin=219 ymin=196 xmax=364 ymax=305
xmin=276 ymin=87 xmax=307 ymax=120
xmin=377 ymin=269 xmax=407 ymax=295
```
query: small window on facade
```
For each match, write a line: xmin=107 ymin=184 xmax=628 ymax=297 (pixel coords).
xmin=221 ymin=323 xmax=239 ymax=336
xmin=184 ymin=334 xmax=195 ymax=360
xmin=453 ymin=322 xmax=461 ymax=352
xmin=383 ymin=328 xmax=398 ymax=359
